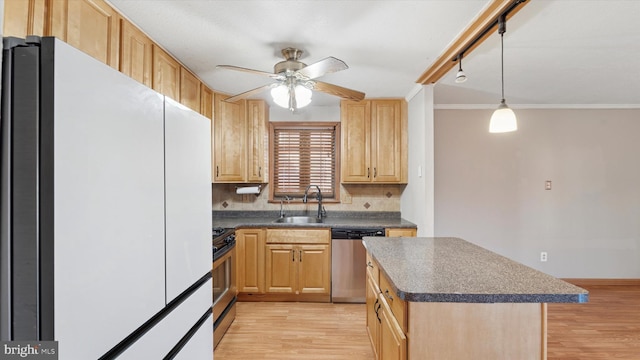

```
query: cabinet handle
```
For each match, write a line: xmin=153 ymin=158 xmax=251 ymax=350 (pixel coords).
xmin=367 ymin=261 xmax=374 ymax=268
xmin=292 ymin=250 xmax=295 ymax=262
xmin=374 ymin=167 xmax=377 ymax=178
xmin=299 ymin=250 xmax=302 ymax=262
xmin=376 ymin=302 xmax=382 ymax=323
xmin=385 ymin=289 xmax=394 ymax=302
xmin=216 ymin=166 xmax=219 ymax=177
xmin=258 ymin=166 xmax=261 ymax=177
xmin=367 ymin=167 xmax=370 ymax=178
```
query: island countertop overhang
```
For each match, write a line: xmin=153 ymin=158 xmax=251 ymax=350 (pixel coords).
xmin=363 ymin=237 xmax=589 ymax=304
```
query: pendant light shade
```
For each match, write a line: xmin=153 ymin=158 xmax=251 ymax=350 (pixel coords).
xmin=489 ymin=99 xmax=517 ymax=133
xmin=489 ymin=16 xmax=517 ymax=133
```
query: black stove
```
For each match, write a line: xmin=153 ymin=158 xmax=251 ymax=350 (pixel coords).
xmin=212 ymin=227 xmax=235 ymax=261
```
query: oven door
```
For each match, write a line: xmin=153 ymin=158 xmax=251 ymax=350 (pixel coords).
xmin=212 ymin=246 xmax=236 ymax=322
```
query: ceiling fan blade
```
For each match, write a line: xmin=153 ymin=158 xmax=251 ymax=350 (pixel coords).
xmin=297 ymin=57 xmax=348 ymax=79
xmin=223 ymin=84 xmax=273 ymax=102
xmin=216 ymin=65 xmax=282 ymax=79
xmin=313 ymin=81 xmax=365 ymax=101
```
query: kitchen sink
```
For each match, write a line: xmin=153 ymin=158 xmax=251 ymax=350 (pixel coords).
xmin=273 ymin=216 xmax=324 ymax=224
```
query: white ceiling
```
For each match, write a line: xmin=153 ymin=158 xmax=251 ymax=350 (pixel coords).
xmin=108 ymin=0 xmax=640 ymax=109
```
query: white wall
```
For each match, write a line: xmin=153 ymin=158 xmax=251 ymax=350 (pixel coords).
xmin=434 ymin=108 xmax=640 ymax=278
xmin=269 ymin=104 xmax=340 ymax=122
xmin=401 ymin=86 xmax=434 ymax=236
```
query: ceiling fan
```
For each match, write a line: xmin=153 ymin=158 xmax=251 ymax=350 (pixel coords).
xmin=216 ymin=47 xmax=365 ymax=111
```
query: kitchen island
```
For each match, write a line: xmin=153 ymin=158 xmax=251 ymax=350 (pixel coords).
xmin=363 ymin=237 xmax=588 ymax=360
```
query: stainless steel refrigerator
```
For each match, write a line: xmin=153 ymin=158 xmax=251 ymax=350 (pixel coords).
xmin=1 ymin=36 xmax=213 ymax=359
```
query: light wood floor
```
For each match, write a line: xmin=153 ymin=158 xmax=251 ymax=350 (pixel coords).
xmin=215 ymin=285 xmax=640 ymax=359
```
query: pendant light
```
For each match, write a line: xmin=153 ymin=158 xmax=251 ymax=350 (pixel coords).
xmin=455 ymin=54 xmax=467 ymax=83
xmin=489 ymin=15 xmax=517 ymax=133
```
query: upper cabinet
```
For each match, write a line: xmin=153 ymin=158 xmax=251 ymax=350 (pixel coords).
xmin=50 ymin=0 xmax=120 ymax=69
xmin=120 ymin=19 xmax=152 ymax=87
xmin=212 ymin=94 xmax=268 ymax=183
xmin=3 ymin=0 xmax=47 ymax=37
xmin=200 ymin=84 xmax=214 ymax=120
xmin=152 ymin=45 xmax=180 ymax=101
xmin=4 ymin=0 xmax=213 ymax=120
xmin=341 ymin=99 xmax=408 ymax=184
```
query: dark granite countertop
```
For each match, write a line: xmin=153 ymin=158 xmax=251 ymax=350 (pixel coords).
xmin=212 ymin=211 xmax=417 ymax=230
xmin=363 ymin=237 xmax=589 ymax=304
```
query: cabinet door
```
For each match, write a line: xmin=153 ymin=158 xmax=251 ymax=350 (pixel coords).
xmin=341 ymin=100 xmax=372 ymax=182
xmin=265 ymin=244 xmax=296 ymax=294
xmin=246 ymin=100 xmax=268 ymax=183
xmin=379 ymin=297 xmax=407 ymax=360
xmin=213 ymin=93 xmax=246 ymax=182
xmin=3 ymin=0 xmax=47 ymax=37
xmin=119 ymin=19 xmax=152 ymax=87
xmin=297 ymin=244 xmax=330 ymax=295
xmin=385 ymin=228 xmax=416 ymax=237
xmin=366 ymin=276 xmax=381 ymax=359
xmin=152 ymin=45 xmax=180 ymax=101
xmin=371 ymin=100 xmax=403 ymax=183
xmin=200 ymin=85 xmax=213 ymax=120
xmin=180 ymin=68 xmax=201 ymax=112
xmin=51 ymin=0 xmax=120 ymax=69
xmin=236 ymin=229 xmax=265 ymax=294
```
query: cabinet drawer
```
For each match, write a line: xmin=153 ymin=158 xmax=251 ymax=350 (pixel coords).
xmin=366 ymin=252 xmax=379 ymax=286
xmin=379 ymin=272 xmax=407 ymax=333
xmin=266 ymin=228 xmax=330 ymax=244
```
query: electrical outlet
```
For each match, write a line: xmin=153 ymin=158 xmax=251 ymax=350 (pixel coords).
xmin=540 ymin=251 xmax=548 ymax=262
xmin=545 ymin=180 xmax=552 ymax=190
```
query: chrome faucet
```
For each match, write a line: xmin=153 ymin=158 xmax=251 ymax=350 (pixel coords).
xmin=279 ymin=195 xmax=291 ymax=218
xmin=303 ymin=185 xmax=324 ymax=219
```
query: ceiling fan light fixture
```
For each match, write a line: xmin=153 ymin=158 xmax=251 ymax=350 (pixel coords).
xmin=270 ymin=84 xmax=290 ymax=109
xmin=294 ymin=85 xmax=312 ymax=108
xmin=270 ymin=83 xmax=312 ymax=110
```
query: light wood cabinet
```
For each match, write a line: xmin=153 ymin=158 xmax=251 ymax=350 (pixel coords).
xmin=264 ymin=228 xmax=331 ymax=302
xmin=50 ymin=0 xmax=120 ymax=69
xmin=341 ymin=99 xmax=407 ymax=184
xmin=152 ymin=45 xmax=180 ymax=100
xmin=366 ymin=275 xmax=381 ymax=359
xmin=179 ymin=68 xmax=201 ymax=112
xmin=119 ymin=19 xmax=152 ymax=87
xmin=246 ymin=100 xmax=268 ymax=183
xmin=367 ymin=254 xmax=407 ymax=360
xmin=236 ymin=228 xmax=265 ymax=295
xmin=200 ymin=85 xmax=214 ymax=120
xmin=213 ymin=93 xmax=246 ymax=182
xmin=385 ymin=228 xmax=417 ymax=237
xmin=212 ymin=94 xmax=268 ymax=183
xmin=379 ymin=296 xmax=407 ymax=360
xmin=3 ymin=0 xmax=47 ymax=37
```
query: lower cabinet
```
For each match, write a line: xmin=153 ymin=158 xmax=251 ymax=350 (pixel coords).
xmin=265 ymin=243 xmax=330 ymax=296
xmin=385 ymin=228 xmax=417 ymax=237
xmin=253 ymin=228 xmax=332 ymax=302
xmin=236 ymin=228 xmax=265 ymax=294
xmin=366 ymin=254 xmax=407 ymax=360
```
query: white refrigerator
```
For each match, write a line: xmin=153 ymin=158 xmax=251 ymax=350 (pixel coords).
xmin=1 ymin=36 xmax=213 ymax=359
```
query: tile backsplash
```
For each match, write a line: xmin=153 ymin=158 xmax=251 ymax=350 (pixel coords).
xmin=212 ymin=183 xmax=405 ymax=212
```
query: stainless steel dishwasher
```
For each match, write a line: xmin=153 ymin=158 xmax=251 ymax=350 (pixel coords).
xmin=331 ymin=227 xmax=385 ymax=303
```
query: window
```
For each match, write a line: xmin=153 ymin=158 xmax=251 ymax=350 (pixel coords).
xmin=269 ymin=122 xmax=340 ymax=201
